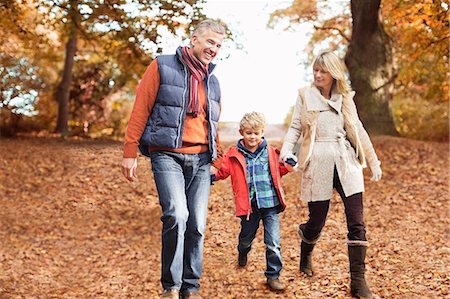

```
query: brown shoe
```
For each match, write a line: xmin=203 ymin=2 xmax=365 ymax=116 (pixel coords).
xmin=161 ymin=289 xmax=179 ymax=299
xmin=238 ymin=252 xmax=247 ymax=267
xmin=182 ymin=290 xmax=203 ymax=299
xmin=267 ymin=278 xmax=285 ymax=291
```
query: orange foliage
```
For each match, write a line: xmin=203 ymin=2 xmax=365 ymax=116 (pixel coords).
xmin=382 ymin=0 xmax=449 ymax=102
xmin=0 ymin=137 xmax=448 ymax=297
xmin=270 ymin=0 xmax=449 ymax=140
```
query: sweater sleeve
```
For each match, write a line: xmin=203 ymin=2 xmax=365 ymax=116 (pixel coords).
xmin=280 ymin=91 xmax=303 ymax=160
xmin=211 ymin=101 xmax=223 ymax=168
xmin=123 ymin=59 xmax=160 ymax=158
xmin=347 ymin=93 xmax=380 ymax=171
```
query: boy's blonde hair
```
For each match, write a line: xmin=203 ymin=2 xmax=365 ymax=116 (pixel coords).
xmin=312 ymin=50 xmax=352 ymax=96
xmin=239 ymin=112 xmax=266 ymax=130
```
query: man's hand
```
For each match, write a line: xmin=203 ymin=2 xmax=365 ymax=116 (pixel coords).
xmin=121 ymin=157 xmax=138 ymax=182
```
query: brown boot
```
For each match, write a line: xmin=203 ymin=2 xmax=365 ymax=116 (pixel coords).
xmin=348 ymin=245 xmax=373 ymax=299
xmin=300 ymin=241 xmax=315 ymax=277
xmin=267 ymin=278 xmax=285 ymax=291
xmin=161 ymin=289 xmax=179 ymax=299
xmin=181 ymin=290 xmax=203 ymax=299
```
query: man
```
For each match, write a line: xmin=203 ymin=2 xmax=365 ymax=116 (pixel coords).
xmin=121 ymin=19 xmax=225 ymax=299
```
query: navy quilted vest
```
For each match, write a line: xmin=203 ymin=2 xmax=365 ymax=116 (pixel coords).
xmin=139 ymin=47 xmax=221 ymax=161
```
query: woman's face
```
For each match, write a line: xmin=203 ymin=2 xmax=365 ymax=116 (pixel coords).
xmin=313 ymin=64 xmax=334 ymax=90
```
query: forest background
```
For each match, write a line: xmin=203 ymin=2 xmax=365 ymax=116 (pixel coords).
xmin=0 ymin=1 xmax=448 ymax=298
xmin=0 ymin=0 xmax=448 ymax=141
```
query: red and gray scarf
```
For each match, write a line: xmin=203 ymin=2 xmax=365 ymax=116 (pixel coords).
xmin=180 ymin=46 xmax=209 ymax=117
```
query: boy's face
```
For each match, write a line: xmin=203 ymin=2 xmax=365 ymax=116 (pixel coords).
xmin=239 ymin=127 xmax=264 ymax=151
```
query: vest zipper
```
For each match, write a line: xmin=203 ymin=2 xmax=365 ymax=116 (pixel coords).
xmin=177 ymin=64 xmax=188 ymax=148
xmin=206 ymin=74 xmax=214 ymax=159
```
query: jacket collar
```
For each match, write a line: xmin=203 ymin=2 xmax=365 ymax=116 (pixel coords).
xmin=237 ymin=138 xmax=267 ymax=158
xmin=305 ymin=85 xmax=342 ymax=113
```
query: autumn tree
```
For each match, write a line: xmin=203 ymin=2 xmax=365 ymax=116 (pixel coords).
xmin=345 ymin=0 xmax=397 ymax=135
xmin=0 ymin=1 xmax=53 ymax=135
xmin=270 ymin=0 xmax=448 ymax=139
xmin=382 ymin=0 xmax=449 ymax=140
xmin=2 ymin=0 xmax=207 ymax=135
xmin=44 ymin=0 xmax=207 ymax=135
xmin=270 ymin=0 xmax=397 ymax=135
xmin=269 ymin=1 xmax=351 ymax=58
xmin=0 ymin=53 xmax=43 ymax=136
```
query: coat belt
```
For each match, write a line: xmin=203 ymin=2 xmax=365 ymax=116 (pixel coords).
xmin=315 ymin=133 xmax=351 ymax=178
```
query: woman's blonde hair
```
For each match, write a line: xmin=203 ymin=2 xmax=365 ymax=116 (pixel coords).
xmin=239 ymin=112 xmax=266 ymax=130
xmin=312 ymin=51 xmax=352 ymax=95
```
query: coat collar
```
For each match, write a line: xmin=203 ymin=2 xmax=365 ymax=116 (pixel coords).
xmin=237 ymin=138 xmax=267 ymax=158
xmin=305 ymin=85 xmax=342 ymax=113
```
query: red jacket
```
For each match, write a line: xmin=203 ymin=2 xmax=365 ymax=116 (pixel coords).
xmin=215 ymin=145 xmax=290 ymax=217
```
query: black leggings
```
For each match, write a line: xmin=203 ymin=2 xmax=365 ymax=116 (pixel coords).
xmin=300 ymin=167 xmax=367 ymax=242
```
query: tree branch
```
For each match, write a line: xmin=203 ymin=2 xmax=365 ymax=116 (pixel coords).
xmin=313 ymin=25 xmax=350 ymax=42
xmin=373 ymin=73 xmax=398 ymax=92
xmin=427 ymin=35 xmax=450 ymax=47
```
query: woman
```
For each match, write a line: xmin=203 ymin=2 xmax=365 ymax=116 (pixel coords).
xmin=280 ymin=50 xmax=382 ymax=299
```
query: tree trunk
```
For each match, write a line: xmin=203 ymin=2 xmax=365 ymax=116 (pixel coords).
xmin=345 ymin=0 xmax=398 ymax=135
xmin=55 ymin=1 xmax=78 ymax=135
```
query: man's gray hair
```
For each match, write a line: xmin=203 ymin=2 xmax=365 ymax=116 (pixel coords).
xmin=192 ymin=19 xmax=226 ymax=37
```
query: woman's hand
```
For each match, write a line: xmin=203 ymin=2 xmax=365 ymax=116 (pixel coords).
xmin=370 ymin=165 xmax=382 ymax=182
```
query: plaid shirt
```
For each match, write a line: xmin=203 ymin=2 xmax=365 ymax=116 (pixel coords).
xmin=238 ymin=139 xmax=280 ymax=209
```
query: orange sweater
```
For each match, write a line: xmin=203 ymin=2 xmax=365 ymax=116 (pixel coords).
xmin=123 ymin=58 xmax=220 ymax=159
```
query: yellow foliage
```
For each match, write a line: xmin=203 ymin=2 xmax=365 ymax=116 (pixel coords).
xmin=392 ymin=91 xmax=449 ymax=141
xmin=275 ymin=0 xmax=449 ymax=140
xmin=382 ymin=0 xmax=449 ymax=103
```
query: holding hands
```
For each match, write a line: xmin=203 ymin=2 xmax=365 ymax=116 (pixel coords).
xmin=283 ymin=153 xmax=299 ymax=172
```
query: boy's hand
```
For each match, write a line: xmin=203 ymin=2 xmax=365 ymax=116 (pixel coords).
xmin=210 ymin=165 xmax=218 ymax=175
xmin=283 ymin=153 xmax=298 ymax=172
xmin=210 ymin=173 xmax=216 ymax=185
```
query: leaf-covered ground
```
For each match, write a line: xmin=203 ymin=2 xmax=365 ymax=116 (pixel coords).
xmin=0 ymin=136 xmax=448 ymax=298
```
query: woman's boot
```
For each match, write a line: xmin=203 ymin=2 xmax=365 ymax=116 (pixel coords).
xmin=348 ymin=245 xmax=373 ymax=299
xmin=300 ymin=241 xmax=315 ymax=276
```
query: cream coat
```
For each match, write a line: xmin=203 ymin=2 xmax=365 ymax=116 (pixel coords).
xmin=281 ymin=85 xmax=380 ymax=202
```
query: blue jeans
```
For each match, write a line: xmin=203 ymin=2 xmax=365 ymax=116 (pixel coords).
xmin=150 ymin=151 xmax=211 ymax=292
xmin=238 ymin=201 xmax=282 ymax=279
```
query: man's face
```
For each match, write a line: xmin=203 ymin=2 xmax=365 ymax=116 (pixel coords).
xmin=239 ymin=127 xmax=264 ymax=152
xmin=190 ymin=29 xmax=224 ymax=66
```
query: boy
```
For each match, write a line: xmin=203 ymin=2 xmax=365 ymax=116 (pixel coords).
xmin=211 ymin=112 xmax=294 ymax=291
